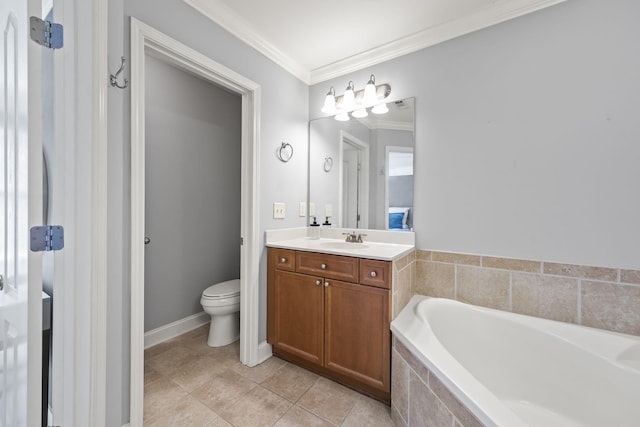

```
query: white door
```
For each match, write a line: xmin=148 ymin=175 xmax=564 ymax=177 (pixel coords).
xmin=1 ymin=0 xmax=43 ymax=426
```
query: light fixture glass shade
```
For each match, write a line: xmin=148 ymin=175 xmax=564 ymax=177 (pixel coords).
xmin=342 ymin=81 xmax=356 ymax=111
xmin=351 ymin=108 xmax=368 ymax=118
xmin=363 ymin=74 xmax=377 ymax=105
xmin=372 ymin=103 xmax=389 ymax=114
xmin=335 ymin=112 xmax=350 ymax=121
xmin=321 ymin=87 xmax=337 ymax=114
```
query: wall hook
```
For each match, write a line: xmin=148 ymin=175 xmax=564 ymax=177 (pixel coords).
xmin=110 ymin=56 xmax=128 ymax=89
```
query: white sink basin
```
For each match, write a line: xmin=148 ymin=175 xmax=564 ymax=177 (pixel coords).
xmin=319 ymin=241 xmax=369 ymax=250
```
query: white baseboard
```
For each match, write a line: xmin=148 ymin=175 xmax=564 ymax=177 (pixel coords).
xmin=144 ymin=312 xmax=210 ymax=349
xmin=257 ymin=340 xmax=273 ymax=364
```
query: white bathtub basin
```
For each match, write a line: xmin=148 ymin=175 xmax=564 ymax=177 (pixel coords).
xmin=391 ymin=296 xmax=640 ymax=427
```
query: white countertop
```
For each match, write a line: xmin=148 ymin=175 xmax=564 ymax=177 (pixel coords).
xmin=265 ymin=227 xmax=415 ymax=261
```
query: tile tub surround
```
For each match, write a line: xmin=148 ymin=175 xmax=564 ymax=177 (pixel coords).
xmin=391 ymin=337 xmax=482 ymax=427
xmin=392 ymin=251 xmax=416 ymax=319
xmin=415 ymin=250 xmax=640 ymax=336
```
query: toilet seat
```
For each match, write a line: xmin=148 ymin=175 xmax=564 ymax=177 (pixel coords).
xmin=202 ymin=279 xmax=240 ymax=300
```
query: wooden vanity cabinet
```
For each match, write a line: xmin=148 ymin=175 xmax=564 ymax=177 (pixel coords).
xmin=267 ymin=247 xmax=391 ymax=402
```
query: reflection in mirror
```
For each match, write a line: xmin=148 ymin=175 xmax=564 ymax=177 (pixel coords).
xmin=309 ymin=98 xmax=414 ymax=230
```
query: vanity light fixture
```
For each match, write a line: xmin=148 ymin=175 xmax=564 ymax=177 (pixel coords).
xmin=321 ymin=87 xmax=337 ymax=114
xmin=363 ymin=74 xmax=377 ymax=105
xmin=321 ymin=74 xmax=391 ymax=121
xmin=342 ymin=81 xmax=357 ymax=111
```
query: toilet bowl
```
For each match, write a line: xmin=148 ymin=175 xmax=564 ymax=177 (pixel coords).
xmin=200 ymin=279 xmax=240 ymax=347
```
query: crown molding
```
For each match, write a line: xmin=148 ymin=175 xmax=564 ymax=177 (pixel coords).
xmin=359 ymin=119 xmax=414 ymax=132
xmin=185 ymin=0 xmax=566 ymax=86
xmin=184 ymin=0 xmax=310 ymax=83
xmin=310 ymin=0 xmax=567 ymax=84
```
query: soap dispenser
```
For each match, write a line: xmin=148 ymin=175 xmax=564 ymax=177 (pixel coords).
xmin=322 ymin=216 xmax=332 ymax=227
xmin=309 ymin=216 xmax=320 ymax=240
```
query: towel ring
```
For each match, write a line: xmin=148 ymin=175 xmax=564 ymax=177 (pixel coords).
xmin=323 ymin=156 xmax=333 ymax=172
xmin=277 ymin=142 xmax=293 ymax=162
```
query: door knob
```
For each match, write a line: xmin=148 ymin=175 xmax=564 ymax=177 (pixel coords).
xmin=144 ymin=237 xmax=151 ymax=244
xmin=324 ymin=282 xmax=329 ymax=287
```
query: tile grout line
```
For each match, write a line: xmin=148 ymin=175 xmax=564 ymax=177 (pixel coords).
xmin=577 ymin=280 xmax=582 ymax=325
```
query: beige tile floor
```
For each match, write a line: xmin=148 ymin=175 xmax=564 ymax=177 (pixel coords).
xmin=144 ymin=325 xmax=394 ymax=427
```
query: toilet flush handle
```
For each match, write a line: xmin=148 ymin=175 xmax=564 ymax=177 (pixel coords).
xmin=144 ymin=237 xmax=151 ymax=245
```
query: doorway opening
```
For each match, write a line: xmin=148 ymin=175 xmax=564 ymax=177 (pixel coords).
xmin=385 ymin=147 xmax=414 ymax=231
xmin=129 ymin=19 xmax=261 ymax=426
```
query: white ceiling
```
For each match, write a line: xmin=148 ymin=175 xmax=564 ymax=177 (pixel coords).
xmin=184 ymin=0 xmax=565 ymax=84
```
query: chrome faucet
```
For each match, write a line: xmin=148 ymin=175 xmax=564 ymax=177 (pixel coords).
xmin=343 ymin=231 xmax=367 ymax=243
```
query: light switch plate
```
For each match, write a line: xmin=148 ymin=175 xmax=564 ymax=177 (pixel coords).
xmin=273 ymin=202 xmax=285 ymax=219
xmin=325 ymin=204 xmax=333 ymax=217
xmin=309 ymin=202 xmax=316 ymax=216
xmin=299 ymin=202 xmax=306 ymax=217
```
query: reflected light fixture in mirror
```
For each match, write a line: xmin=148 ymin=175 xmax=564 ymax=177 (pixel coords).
xmin=335 ymin=112 xmax=350 ymax=121
xmin=352 ymin=108 xmax=368 ymax=118
xmin=321 ymin=74 xmax=391 ymax=122
xmin=372 ymin=103 xmax=389 ymax=114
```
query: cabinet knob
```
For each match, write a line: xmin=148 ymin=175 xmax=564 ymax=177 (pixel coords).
xmin=280 ymin=257 xmax=287 ymax=263
xmin=320 ymin=263 xmax=327 ymax=270
xmin=315 ymin=280 xmax=321 ymax=286
xmin=324 ymin=282 xmax=329 ymax=287
xmin=369 ymin=271 xmax=377 ymax=278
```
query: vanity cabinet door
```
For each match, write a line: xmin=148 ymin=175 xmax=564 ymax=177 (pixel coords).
xmin=272 ymin=270 xmax=324 ymax=365
xmin=324 ymin=280 xmax=390 ymax=392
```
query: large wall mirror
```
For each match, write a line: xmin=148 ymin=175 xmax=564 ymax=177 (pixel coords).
xmin=309 ymin=98 xmax=415 ymax=230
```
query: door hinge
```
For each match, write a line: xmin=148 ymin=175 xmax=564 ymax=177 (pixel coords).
xmin=29 ymin=17 xmax=63 ymax=49
xmin=30 ymin=226 xmax=64 ymax=252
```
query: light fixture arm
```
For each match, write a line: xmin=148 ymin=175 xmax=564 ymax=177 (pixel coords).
xmin=334 ymin=82 xmax=391 ymax=111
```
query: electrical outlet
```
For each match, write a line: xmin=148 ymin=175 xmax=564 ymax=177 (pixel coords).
xmin=299 ymin=202 xmax=306 ymax=217
xmin=273 ymin=202 xmax=285 ymax=219
xmin=309 ymin=202 xmax=316 ymax=216
xmin=325 ymin=204 xmax=333 ymax=217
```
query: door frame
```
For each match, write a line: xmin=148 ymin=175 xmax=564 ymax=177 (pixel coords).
xmin=129 ymin=18 xmax=261 ymax=426
xmin=46 ymin=0 xmax=108 ymax=425
xmin=338 ymin=131 xmax=369 ymax=229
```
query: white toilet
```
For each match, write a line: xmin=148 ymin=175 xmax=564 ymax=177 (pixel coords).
xmin=200 ymin=279 xmax=241 ymax=347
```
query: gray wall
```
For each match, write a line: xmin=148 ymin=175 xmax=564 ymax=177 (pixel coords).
xmin=310 ymin=0 xmax=640 ymax=270
xmin=107 ymin=0 xmax=309 ymax=424
xmin=389 ymin=177 xmax=413 ymax=209
xmin=144 ymin=55 xmax=241 ymax=331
